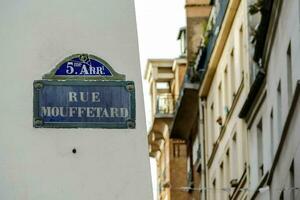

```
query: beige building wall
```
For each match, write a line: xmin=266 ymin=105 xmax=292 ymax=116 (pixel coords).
xmin=169 ymin=139 xmax=189 ymax=200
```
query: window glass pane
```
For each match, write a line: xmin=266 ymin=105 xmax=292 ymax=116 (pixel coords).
xmin=156 ymin=82 xmax=169 ymax=89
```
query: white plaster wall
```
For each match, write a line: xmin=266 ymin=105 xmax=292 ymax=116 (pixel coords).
xmin=247 ymin=100 xmax=266 ymax=194
xmin=0 ymin=0 xmax=152 ymax=199
xmin=266 ymin=0 xmax=300 ymax=199
xmin=205 ymin=0 xmax=250 ymax=195
xmin=246 ymin=1 xmax=300 ymax=198
xmin=266 ymin=0 xmax=300 ymax=133
xmin=150 ymin=157 xmax=158 ymax=200
xmin=269 ymin=99 xmax=300 ymax=200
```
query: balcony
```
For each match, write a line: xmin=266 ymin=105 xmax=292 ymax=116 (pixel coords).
xmin=170 ymin=69 xmax=200 ymax=140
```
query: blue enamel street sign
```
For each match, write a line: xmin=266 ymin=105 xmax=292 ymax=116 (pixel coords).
xmin=33 ymin=80 xmax=135 ymax=128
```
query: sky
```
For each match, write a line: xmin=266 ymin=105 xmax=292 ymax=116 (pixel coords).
xmin=134 ymin=0 xmax=186 ymax=129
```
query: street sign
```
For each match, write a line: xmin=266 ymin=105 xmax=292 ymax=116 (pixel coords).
xmin=34 ymin=54 xmax=135 ymax=129
xmin=33 ymin=80 xmax=135 ymax=128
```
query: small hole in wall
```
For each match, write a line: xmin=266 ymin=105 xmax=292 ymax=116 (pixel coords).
xmin=72 ymin=148 xmax=77 ymax=154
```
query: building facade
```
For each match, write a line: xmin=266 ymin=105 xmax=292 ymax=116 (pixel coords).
xmin=194 ymin=0 xmax=300 ymax=199
xmin=169 ymin=1 xmax=211 ymax=199
xmin=145 ymin=0 xmax=300 ymax=199
xmin=239 ymin=0 xmax=300 ymax=199
xmin=196 ymin=0 xmax=251 ymax=199
xmin=145 ymin=58 xmax=199 ymax=200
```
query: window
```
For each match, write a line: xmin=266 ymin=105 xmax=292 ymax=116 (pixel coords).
xmin=220 ymin=162 xmax=224 ymax=191
xmin=232 ymin=133 xmax=238 ymax=179
xmin=212 ymin=179 xmax=216 ymax=200
xmin=218 ymin=83 xmax=223 ymax=128
xmin=210 ymin=103 xmax=215 ymax=145
xmin=156 ymin=94 xmax=173 ymax=114
xmin=277 ymin=81 xmax=282 ymax=137
xmin=287 ymin=42 xmax=293 ymax=105
xmin=239 ymin=25 xmax=244 ymax=82
xmin=172 ymin=140 xmax=186 ymax=158
xmin=280 ymin=190 xmax=284 ymax=200
xmin=226 ymin=149 xmax=231 ymax=184
xmin=207 ymin=102 xmax=215 ymax=155
xmin=179 ymin=29 xmax=187 ymax=55
xmin=156 ymin=82 xmax=170 ymax=90
xmin=289 ymin=161 xmax=295 ymax=200
xmin=230 ymin=49 xmax=236 ymax=96
xmin=224 ymin=66 xmax=231 ymax=112
xmin=257 ymin=119 xmax=264 ymax=178
xmin=270 ymin=109 xmax=275 ymax=159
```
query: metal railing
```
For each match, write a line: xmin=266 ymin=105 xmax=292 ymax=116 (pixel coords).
xmin=171 ymin=0 xmax=230 ymax=117
xmin=156 ymin=95 xmax=174 ymax=115
xmin=197 ymin=0 xmax=230 ymax=82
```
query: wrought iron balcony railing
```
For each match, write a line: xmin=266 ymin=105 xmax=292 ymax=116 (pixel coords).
xmin=156 ymin=95 xmax=174 ymax=115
